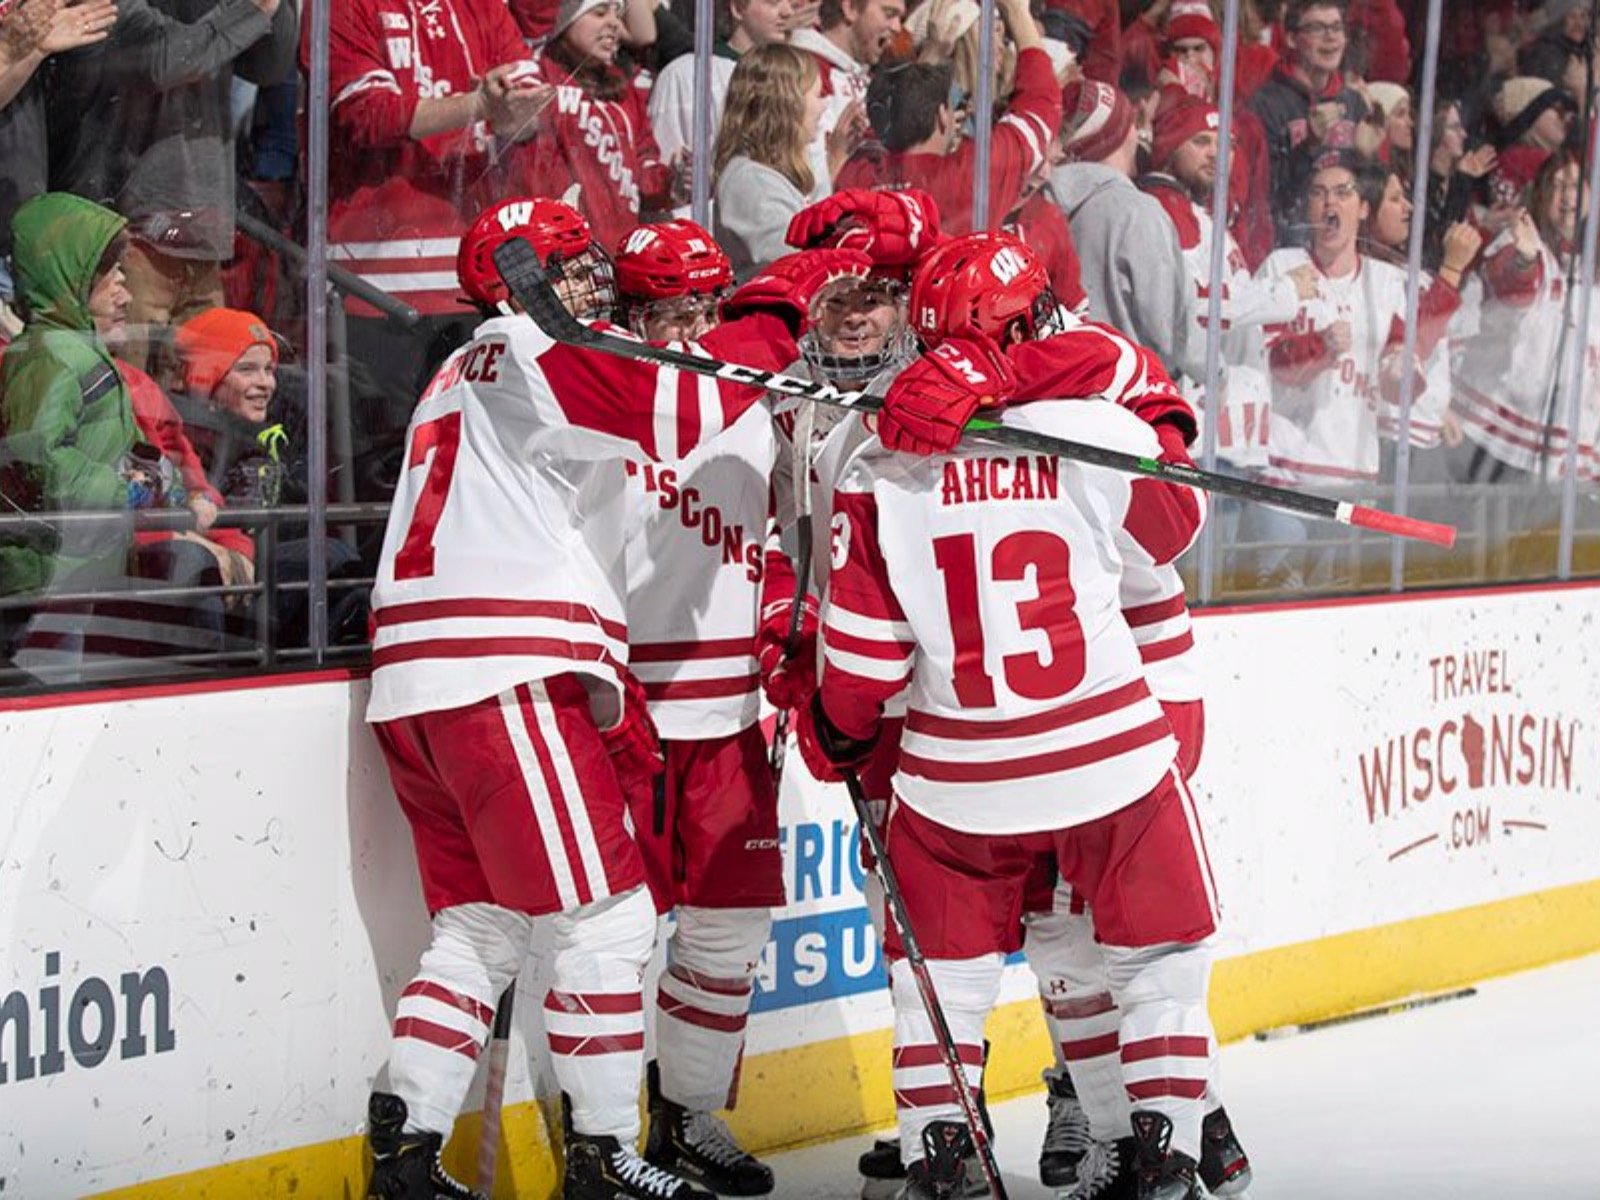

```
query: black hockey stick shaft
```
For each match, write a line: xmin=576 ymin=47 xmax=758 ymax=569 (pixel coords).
xmin=477 ymin=980 xmax=516 ymax=1194
xmin=843 ymin=773 xmax=1008 ymax=1200
xmin=492 ymin=238 xmax=1456 ymax=548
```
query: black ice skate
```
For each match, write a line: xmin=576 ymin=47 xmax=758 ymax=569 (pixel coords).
xmin=896 ymin=1121 xmax=974 ymax=1199
xmin=644 ymin=1063 xmax=774 ymax=1195
xmin=565 ymin=1130 xmax=716 ymax=1200
xmin=365 ymin=1091 xmax=486 ymax=1200
xmin=1062 ymin=1137 xmax=1138 ymax=1200
xmin=859 ymin=1136 xmax=909 ymax=1200
xmin=1038 ymin=1067 xmax=1093 ymax=1186
xmin=1198 ymin=1106 xmax=1252 ymax=1197
xmin=1129 ymin=1112 xmax=1201 ymax=1200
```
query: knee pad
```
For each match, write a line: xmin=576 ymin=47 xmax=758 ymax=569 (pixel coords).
xmin=550 ymin=886 xmax=658 ymax=989
xmin=672 ymin=906 xmax=772 ymax=979
xmin=890 ymin=954 xmax=1004 ymax=1019
xmin=429 ymin=902 xmax=531 ymax=992
xmin=1101 ymin=940 xmax=1213 ymax=1008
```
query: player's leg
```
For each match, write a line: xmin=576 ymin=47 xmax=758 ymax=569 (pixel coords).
xmin=367 ymin=704 xmax=536 ymax=1200
xmin=1022 ymin=883 xmax=1129 ymax=1190
xmin=1063 ymin=767 xmax=1221 ymax=1200
xmin=882 ymin=801 xmax=1032 ymax=1197
xmin=645 ymin=725 xmax=785 ymax=1196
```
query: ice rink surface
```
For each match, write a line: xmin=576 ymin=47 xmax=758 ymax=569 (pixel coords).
xmin=767 ymin=952 xmax=1600 ymax=1199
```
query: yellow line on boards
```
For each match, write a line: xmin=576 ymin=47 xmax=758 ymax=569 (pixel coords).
xmin=86 ymin=879 xmax=1600 ymax=1199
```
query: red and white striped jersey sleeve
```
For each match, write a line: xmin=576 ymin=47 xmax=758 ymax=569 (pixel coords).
xmin=819 ymin=473 xmax=915 ymax=741
xmin=1119 ymin=562 xmax=1200 ymax=702
xmin=1009 ymin=321 xmax=1197 ymax=442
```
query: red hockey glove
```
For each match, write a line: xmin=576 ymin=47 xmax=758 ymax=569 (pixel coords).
xmin=720 ymin=248 xmax=874 ymax=337
xmin=602 ymin=669 xmax=664 ymax=792
xmin=795 ymin=693 xmax=879 ymax=784
xmin=785 ymin=188 xmax=943 ymax=272
xmin=877 ymin=336 xmax=1017 ymax=455
xmin=756 ymin=594 xmax=820 ymax=710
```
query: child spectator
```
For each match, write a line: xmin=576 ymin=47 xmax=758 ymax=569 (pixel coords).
xmin=712 ymin=43 xmax=829 ymax=277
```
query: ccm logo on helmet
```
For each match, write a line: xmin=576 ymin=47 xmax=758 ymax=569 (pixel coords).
xmin=989 ymin=246 xmax=1029 ymax=286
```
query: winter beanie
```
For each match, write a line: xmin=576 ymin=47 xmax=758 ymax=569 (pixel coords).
xmin=1494 ymin=75 xmax=1574 ymax=148
xmin=1164 ymin=0 xmax=1220 ymax=54
xmin=1062 ymin=80 xmax=1136 ymax=163
xmin=175 ymin=308 xmax=278 ymax=398
xmin=1150 ymin=87 xmax=1220 ymax=172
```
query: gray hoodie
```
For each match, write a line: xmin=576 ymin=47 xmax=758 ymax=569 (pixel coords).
xmin=1051 ymin=161 xmax=1200 ymax=383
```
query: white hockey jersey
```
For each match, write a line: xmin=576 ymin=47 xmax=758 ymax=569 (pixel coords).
xmin=624 ymin=397 xmax=777 ymax=739
xmin=819 ymin=402 xmax=1205 ymax=834
xmin=367 ymin=312 xmax=793 ymax=725
xmin=1453 ymin=232 xmax=1600 ymax=478
xmin=1257 ymin=249 xmax=1411 ymax=488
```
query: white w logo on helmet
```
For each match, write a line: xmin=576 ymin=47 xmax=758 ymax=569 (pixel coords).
xmin=989 ymin=247 xmax=1027 ymax=285
xmin=497 ymin=201 xmax=535 ymax=232
xmin=622 ymin=227 xmax=658 ymax=254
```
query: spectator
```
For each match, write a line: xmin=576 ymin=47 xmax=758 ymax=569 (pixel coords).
xmin=712 ymin=43 xmax=828 ymax=277
xmin=787 ymin=0 xmax=898 ymax=191
xmin=317 ymin=0 xmax=547 ymax=492
xmin=1250 ymin=150 xmax=1411 ymax=585
xmin=648 ymin=0 xmax=795 ymax=205
xmin=1140 ymin=86 xmax=1306 ymax=470
xmin=172 ymin=306 xmax=368 ymax=644
xmin=1355 ymin=162 xmax=1481 ymax=486
xmin=1488 ymin=76 xmax=1576 ymax=209
xmin=1453 ymin=149 xmax=1597 ymax=485
xmin=526 ymin=0 xmax=679 ymax=249
xmin=1344 ymin=0 xmax=1409 ymax=84
xmin=1041 ymin=0 xmax=1118 ymax=83
xmin=0 ymin=0 xmax=117 ymax=300
xmin=1363 ymin=80 xmax=1412 ymax=175
xmin=1424 ymin=98 xmax=1496 ymax=271
xmin=1249 ymin=0 xmax=1369 ymax=244
xmin=47 ymin=0 xmax=298 ymax=372
xmin=837 ymin=0 xmax=1059 ymax=231
xmin=1054 ymin=79 xmax=1197 ymax=379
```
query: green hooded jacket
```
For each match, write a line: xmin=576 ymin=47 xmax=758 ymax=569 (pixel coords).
xmin=0 ymin=193 xmax=134 ymax=596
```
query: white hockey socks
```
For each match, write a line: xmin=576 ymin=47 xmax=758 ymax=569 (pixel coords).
xmin=1102 ymin=940 xmax=1216 ymax=1163
xmin=656 ymin=905 xmax=772 ymax=1112
xmin=388 ymin=903 xmax=531 ymax=1136
xmin=1024 ymin=905 xmax=1130 ymax=1141
xmin=546 ymin=886 xmax=658 ymax=1144
xmin=889 ymin=954 xmax=1002 ymax=1165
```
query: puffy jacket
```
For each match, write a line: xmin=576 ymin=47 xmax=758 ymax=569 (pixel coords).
xmin=0 ymin=194 xmax=135 ymax=595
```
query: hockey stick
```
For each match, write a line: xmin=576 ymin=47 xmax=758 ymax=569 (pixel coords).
xmin=767 ymin=409 xmax=816 ymax=783
xmin=492 ymin=238 xmax=1457 ymax=548
xmin=476 ymin=981 xmax=516 ymax=1196
xmin=843 ymin=772 xmax=1008 ymax=1200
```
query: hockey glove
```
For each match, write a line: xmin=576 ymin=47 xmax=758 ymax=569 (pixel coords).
xmin=720 ymin=248 xmax=874 ymax=337
xmin=756 ymin=593 xmax=820 ymax=711
xmin=795 ymin=692 xmax=879 ymax=784
xmin=877 ymin=336 xmax=1017 ymax=455
xmin=602 ymin=669 xmax=664 ymax=792
xmin=785 ymin=188 xmax=943 ymax=272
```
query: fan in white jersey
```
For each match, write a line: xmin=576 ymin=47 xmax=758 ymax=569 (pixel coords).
xmin=360 ymin=195 xmax=868 ymax=1200
xmin=801 ymin=231 xmax=1221 ymax=1200
xmin=612 ymin=219 xmax=785 ymax=1197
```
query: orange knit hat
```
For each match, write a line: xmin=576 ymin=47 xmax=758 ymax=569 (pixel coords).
xmin=175 ymin=307 xmax=277 ymax=397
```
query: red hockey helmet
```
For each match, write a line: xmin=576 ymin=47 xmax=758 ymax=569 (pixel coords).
xmin=907 ymin=231 xmax=1058 ymax=347
xmin=614 ymin=220 xmax=733 ymax=302
xmin=457 ymin=197 xmax=597 ymax=308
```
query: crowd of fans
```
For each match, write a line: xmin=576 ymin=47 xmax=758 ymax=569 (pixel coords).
xmin=2 ymin=0 xmax=1599 ymax=678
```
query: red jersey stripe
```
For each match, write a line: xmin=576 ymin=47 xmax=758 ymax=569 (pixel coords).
xmin=826 ymin=626 xmax=917 ymax=660
xmin=517 ymin=685 xmax=594 ymax=906
xmin=1126 ymin=1078 xmax=1209 ymax=1100
xmin=642 ymin=675 xmax=759 ymax=701
xmin=1061 ymin=1032 xmax=1121 ymax=1060
xmin=373 ymin=636 xmax=620 ymax=670
xmin=374 ymin=597 xmax=627 ymax=641
xmin=905 ymin=678 xmax=1151 ymax=740
xmin=544 ymin=990 xmax=646 ymax=1015
xmin=891 ymin=1044 xmax=986 ymax=1070
xmin=631 ymin=637 xmax=754 ymax=662
xmin=1121 ymin=1034 xmax=1211 ymax=1062
xmin=1138 ymin=631 xmax=1196 ymax=663
xmin=547 ymin=1032 xmax=647 ymax=1056
xmin=1122 ymin=593 xmax=1189 ymax=627
xmin=658 ymin=993 xmax=749 ymax=1033
xmin=899 ymin=717 xmax=1171 ymax=783
xmin=1043 ymin=992 xmax=1117 ymax=1020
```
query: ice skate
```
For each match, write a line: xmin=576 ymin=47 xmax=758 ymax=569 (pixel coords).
xmin=565 ymin=1130 xmax=716 ymax=1200
xmin=365 ymin=1092 xmax=485 ymax=1200
xmin=1038 ymin=1067 xmax=1093 ymax=1187
xmin=1129 ymin=1112 xmax=1200 ymax=1200
xmin=1060 ymin=1137 xmax=1138 ymax=1199
xmin=645 ymin=1064 xmax=774 ymax=1196
xmin=1198 ymin=1106 xmax=1251 ymax=1196
xmin=860 ymin=1136 xmax=909 ymax=1200
xmin=897 ymin=1121 xmax=976 ymax=1199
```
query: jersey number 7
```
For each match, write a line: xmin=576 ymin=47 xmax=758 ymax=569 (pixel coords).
xmin=932 ymin=530 xmax=1087 ymax=707
xmin=394 ymin=411 xmax=463 ymax=581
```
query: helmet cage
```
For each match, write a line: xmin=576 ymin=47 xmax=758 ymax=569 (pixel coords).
xmin=623 ymin=289 xmax=726 ymax=340
xmin=551 ymin=244 xmax=617 ymax=322
xmin=801 ymin=275 xmax=915 ymax=386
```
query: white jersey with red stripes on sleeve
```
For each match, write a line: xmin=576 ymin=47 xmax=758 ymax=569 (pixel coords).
xmin=819 ymin=401 xmax=1205 ymax=834
xmin=367 ymin=312 xmax=792 ymax=725
xmin=623 ymin=395 xmax=778 ymax=739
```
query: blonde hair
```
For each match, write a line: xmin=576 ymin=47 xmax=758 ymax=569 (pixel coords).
xmin=953 ymin=21 xmax=1015 ymax=120
xmin=713 ymin=43 xmax=818 ymax=195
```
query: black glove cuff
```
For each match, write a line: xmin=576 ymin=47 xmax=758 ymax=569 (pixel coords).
xmin=810 ymin=692 xmax=879 ymax=768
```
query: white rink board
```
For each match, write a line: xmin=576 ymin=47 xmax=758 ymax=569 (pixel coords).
xmin=1 ymin=584 xmax=1597 ymax=1195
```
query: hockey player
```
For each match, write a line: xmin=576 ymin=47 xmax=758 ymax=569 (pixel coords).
xmin=806 ymin=232 xmax=1220 ymax=1200
xmin=610 ymin=220 xmax=786 ymax=1196
xmin=362 ymin=195 xmax=869 ymax=1200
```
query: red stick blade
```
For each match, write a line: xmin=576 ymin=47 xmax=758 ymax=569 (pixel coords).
xmin=1344 ymin=503 xmax=1458 ymax=547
